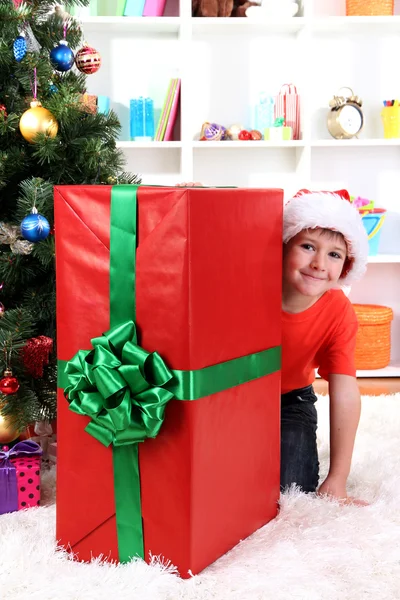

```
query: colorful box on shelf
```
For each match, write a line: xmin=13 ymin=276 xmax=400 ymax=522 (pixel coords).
xmin=351 ymin=196 xmax=387 ymax=256
xmin=130 ymin=97 xmax=155 ymax=141
xmin=54 ymin=184 xmax=283 ymax=578
xmin=67 ymin=0 xmax=126 ymax=16
xmin=381 ymin=102 xmax=400 ymax=139
xmin=264 ymin=118 xmax=292 ymax=141
xmin=124 ymin=0 xmax=146 ymax=16
xmin=253 ymin=93 xmax=275 ymax=132
xmin=0 ymin=441 xmax=42 ymax=515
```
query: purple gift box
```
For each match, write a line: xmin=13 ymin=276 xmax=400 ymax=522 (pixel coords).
xmin=0 ymin=440 xmax=43 ymax=515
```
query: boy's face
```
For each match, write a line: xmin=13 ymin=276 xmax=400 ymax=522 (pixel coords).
xmin=283 ymin=228 xmax=347 ymax=299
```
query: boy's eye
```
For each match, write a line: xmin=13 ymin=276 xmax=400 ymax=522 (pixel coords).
xmin=330 ymin=252 xmax=343 ymax=259
xmin=301 ymin=243 xmax=314 ymax=251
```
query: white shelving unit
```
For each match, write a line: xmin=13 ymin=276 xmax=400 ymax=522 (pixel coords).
xmin=80 ymin=0 xmax=400 ymax=378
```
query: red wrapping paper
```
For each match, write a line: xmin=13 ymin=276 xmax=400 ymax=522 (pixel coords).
xmin=55 ymin=185 xmax=283 ymax=577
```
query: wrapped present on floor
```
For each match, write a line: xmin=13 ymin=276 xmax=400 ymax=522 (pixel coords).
xmin=0 ymin=440 xmax=42 ymax=515
xmin=29 ymin=420 xmax=56 ymax=460
xmin=48 ymin=442 xmax=57 ymax=464
xmin=264 ymin=117 xmax=292 ymax=141
xmin=55 ymin=185 xmax=283 ymax=578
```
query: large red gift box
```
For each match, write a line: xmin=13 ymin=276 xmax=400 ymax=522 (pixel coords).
xmin=55 ymin=185 xmax=283 ymax=577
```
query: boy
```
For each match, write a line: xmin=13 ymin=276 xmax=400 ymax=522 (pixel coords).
xmin=281 ymin=189 xmax=369 ymax=506
xmin=178 ymin=184 xmax=369 ymax=504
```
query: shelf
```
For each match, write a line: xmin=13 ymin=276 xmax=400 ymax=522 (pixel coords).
xmin=78 ymin=15 xmax=400 ymax=35
xmin=80 ymin=16 xmax=181 ymax=34
xmin=192 ymin=141 xmax=305 ymax=148
xmin=368 ymin=254 xmax=400 ymax=263
xmin=118 ymin=140 xmax=400 ymax=149
xmin=311 ymin=139 xmax=400 ymax=147
xmin=310 ymin=16 xmax=400 ymax=34
xmin=116 ymin=141 xmax=183 ymax=149
xmin=316 ymin=362 xmax=400 ymax=379
xmin=356 ymin=362 xmax=400 ymax=378
xmin=191 ymin=16 xmax=306 ymax=35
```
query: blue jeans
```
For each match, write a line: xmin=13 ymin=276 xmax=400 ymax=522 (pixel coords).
xmin=280 ymin=385 xmax=319 ymax=493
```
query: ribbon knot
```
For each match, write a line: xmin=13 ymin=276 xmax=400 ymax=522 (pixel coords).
xmin=0 ymin=440 xmax=42 ymax=467
xmin=64 ymin=320 xmax=175 ymax=447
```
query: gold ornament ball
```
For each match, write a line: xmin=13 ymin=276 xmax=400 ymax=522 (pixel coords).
xmin=19 ymin=100 xmax=58 ymax=143
xmin=0 ymin=413 xmax=19 ymax=444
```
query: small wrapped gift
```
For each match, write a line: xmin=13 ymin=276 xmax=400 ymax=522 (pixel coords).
xmin=264 ymin=117 xmax=292 ymax=141
xmin=0 ymin=440 xmax=42 ymax=515
xmin=29 ymin=421 xmax=56 ymax=460
xmin=48 ymin=442 xmax=57 ymax=464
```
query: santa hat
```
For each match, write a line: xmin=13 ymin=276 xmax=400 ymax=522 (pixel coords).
xmin=283 ymin=189 xmax=369 ymax=286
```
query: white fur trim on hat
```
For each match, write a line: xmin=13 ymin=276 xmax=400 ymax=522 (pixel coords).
xmin=283 ymin=191 xmax=369 ymax=286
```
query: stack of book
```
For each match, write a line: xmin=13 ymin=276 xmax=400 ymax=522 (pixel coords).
xmin=67 ymin=0 xmax=168 ymax=17
xmin=155 ymin=78 xmax=181 ymax=141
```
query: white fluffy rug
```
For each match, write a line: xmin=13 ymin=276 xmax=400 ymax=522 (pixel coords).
xmin=1 ymin=394 xmax=400 ymax=600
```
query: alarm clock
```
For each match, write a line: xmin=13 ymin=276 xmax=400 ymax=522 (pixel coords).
xmin=327 ymin=87 xmax=363 ymax=139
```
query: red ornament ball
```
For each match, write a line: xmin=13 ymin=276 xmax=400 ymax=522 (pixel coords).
xmin=0 ymin=371 xmax=20 ymax=395
xmin=0 ymin=104 xmax=7 ymax=117
xmin=75 ymin=45 xmax=101 ymax=75
xmin=22 ymin=335 xmax=53 ymax=378
xmin=238 ymin=130 xmax=252 ymax=141
xmin=250 ymin=129 xmax=262 ymax=140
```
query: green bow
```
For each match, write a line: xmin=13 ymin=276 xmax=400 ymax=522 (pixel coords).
xmin=64 ymin=320 xmax=175 ymax=448
xmin=273 ymin=117 xmax=285 ymax=127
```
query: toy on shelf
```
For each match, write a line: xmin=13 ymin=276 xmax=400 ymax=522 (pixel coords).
xmin=351 ymin=196 xmax=387 ymax=256
xmin=246 ymin=0 xmax=299 ymax=18
xmin=192 ymin=0 xmax=259 ymax=17
xmin=199 ymin=122 xmax=262 ymax=141
xmin=200 ymin=122 xmax=227 ymax=141
xmin=381 ymin=100 xmax=400 ymax=139
xmin=264 ymin=117 xmax=292 ymax=141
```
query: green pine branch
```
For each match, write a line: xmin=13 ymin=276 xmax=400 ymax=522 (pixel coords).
xmin=0 ymin=0 xmax=140 ymax=431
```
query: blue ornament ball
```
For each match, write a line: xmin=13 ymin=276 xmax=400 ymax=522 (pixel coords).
xmin=50 ymin=41 xmax=74 ymax=72
xmin=21 ymin=210 xmax=50 ymax=243
xmin=13 ymin=35 xmax=27 ymax=62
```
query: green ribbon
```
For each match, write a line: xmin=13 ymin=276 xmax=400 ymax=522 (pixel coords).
xmin=59 ymin=184 xmax=281 ymax=564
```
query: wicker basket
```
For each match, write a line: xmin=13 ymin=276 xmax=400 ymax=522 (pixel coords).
xmin=346 ymin=0 xmax=394 ymax=15
xmin=353 ymin=304 xmax=393 ymax=370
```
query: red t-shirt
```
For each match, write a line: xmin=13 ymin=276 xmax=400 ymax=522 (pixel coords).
xmin=281 ymin=289 xmax=358 ymax=394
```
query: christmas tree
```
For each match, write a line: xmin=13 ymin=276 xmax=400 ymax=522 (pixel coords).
xmin=0 ymin=0 xmax=139 ymax=442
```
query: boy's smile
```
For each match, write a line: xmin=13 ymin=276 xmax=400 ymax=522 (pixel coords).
xmin=282 ymin=228 xmax=347 ymax=313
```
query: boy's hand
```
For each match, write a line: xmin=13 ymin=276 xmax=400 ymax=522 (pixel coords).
xmin=175 ymin=182 xmax=204 ymax=187
xmin=318 ymin=475 xmax=369 ymax=506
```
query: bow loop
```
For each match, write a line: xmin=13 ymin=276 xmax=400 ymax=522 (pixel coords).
xmin=0 ymin=440 xmax=42 ymax=467
xmin=64 ymin=320 xmax=175 ymax=447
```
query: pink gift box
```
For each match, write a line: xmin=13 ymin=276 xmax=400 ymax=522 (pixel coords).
xmin=11 ymin=455 xmax=41 ymax=510
xmin=0 ymin=441 xmax=42 ymax=514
